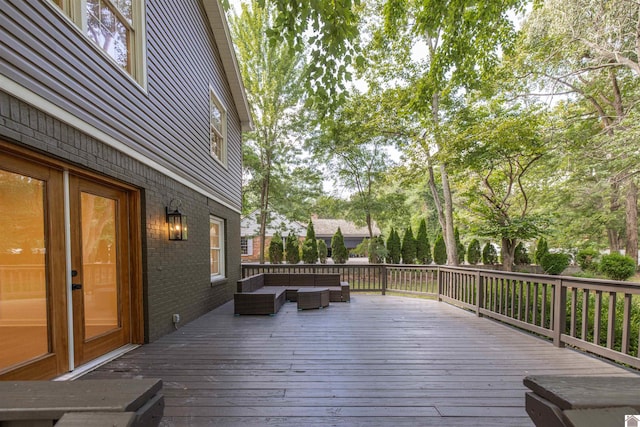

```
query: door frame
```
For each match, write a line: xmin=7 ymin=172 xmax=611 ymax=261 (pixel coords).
xmin=0 ymin=141 xmax=144 ymax=379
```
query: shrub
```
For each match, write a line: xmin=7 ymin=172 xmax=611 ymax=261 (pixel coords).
xmin=434 ymin=234 xmax=447 ymax=265
xmin=301 ymin=220 xmax=318 ymax=263
xmin=540 ymin=253 xmax=570 ymax=275
xmin=576 ymin=248 xmax=600 ymax=272
xmin=331 ymin=227 xmax=348 ymax=264
xmin=482 ymin=242 xmax=498 ymax=265
xmin=401 ymin=226 xmax=417 ymax=264
xmin=599 ymin=253 xmax=637 ymax=281
xmin=514 ymin=242 xmax=531 ymax=265
xmin=386 ymin=228 xmax=401 ymax=264
xmin=415 ymin=219 xmax=432 ymax=264
xmin=285 ymin=232 xmax=300 ymax=264
xmin=317 ymin=239 xmax=328 ymax=264
xmin=268 ymin=233 xmax=284 ymax=264
xmin=369 ymin=236 xmax=388 ymax=264
xmin=534 ymin=237 xmax=549 ymax=264
xmin=467 ymin=239 xmax=481 ymax=265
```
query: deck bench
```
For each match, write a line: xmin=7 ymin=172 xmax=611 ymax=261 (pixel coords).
xmin=0 ymin=378 xmax=163 ymax=427
xmin=234 ymin=273 xmax=349 ymax=315
xmin=524 ymin=375 xmax=640 ymax=427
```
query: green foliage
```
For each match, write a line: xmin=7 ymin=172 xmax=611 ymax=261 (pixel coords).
xmin=434 ymin=235 xmax=447 ymax=265
xmin=317 ymin=239 xmax=328 ymax=264
xmin=331 ymin=227 xmax=348 ymax=264
xmin=455 ymin=228 xmax=465 ymax=264
xmin=401 ymin=226 xmax=417 ymax=264
xmin=415 ymin=219 xmax=432 ymax=264
xmin=540 ymin=253 xmax=570 ymax=275
xmin=599 ymin=253 xmax=637 ymax=281
xmin=369 ymin=236 xmax=388 ymax=264
xmin=482 ymin=242 xmax=498 ymax=265
xmin=576 ymin=248 xmax=600 ymax=272
xmin=268 ymin=233 xmax=284 ymax=264
xmin=467 ymin=239 xmax=481 ymax=265
xmin=514 ymin=242 xmax=531 ymax=265
xmin=386 ymin=228 xmax=402 ymax=264
xmin=301 ymin=220 xmax=318 ymax=263
xmin=534 ymin=237 xmax=549 ymax=265
xmin=285 ymin=232 xmax=300 ymax=264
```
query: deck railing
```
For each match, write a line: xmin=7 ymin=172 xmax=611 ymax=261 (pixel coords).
xmin=241 ymin=263 xmax=640 ymax=369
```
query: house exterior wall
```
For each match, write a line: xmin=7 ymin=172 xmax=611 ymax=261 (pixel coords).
xmin=1 ymin=0 xmax=243 ymax=210
xmin=0 ymin=92 xmax=240 ymax=342
xmin=0 ymin=0 xmax=244 ymax=351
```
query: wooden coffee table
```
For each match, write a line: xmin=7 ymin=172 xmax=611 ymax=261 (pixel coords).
xmin=297 ymin=288 xmax=330 ymax=310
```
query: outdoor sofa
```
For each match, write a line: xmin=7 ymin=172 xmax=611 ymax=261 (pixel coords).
xmin=234 ymin=273 xmax=350 ymax=315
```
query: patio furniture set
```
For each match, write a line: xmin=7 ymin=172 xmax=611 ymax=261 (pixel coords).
xmin=234 ymin=273 xmax=350 ymax=315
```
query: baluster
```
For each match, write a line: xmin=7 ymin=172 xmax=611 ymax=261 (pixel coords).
xmin=622 ymin=294 xmax=632 ymax=354
xmin=570 ymin=287 xmax=577 ymax=337
xmin=607 ymin=292 xmax=616 ymax=349
xmin=593 ymin=291 xmax=602 ymax=346
xmin=581 ymin=289 xmax=589 ymax=341
xmin=533 ymin=283 xmax=539 ymax=326
xmin=541 ymin=283 xmax=548 ymax=328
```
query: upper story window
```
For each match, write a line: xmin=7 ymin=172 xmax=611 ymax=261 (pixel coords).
xmin=210 ymin=89 xmax=227 ymax=165
xmin=48 ymin=0 xmax=146 ymax=87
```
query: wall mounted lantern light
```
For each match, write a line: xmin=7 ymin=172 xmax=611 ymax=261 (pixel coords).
xmin=166 ymin=200 xmax=188 ymax=241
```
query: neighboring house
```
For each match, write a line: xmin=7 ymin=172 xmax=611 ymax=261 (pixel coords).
xmin=312 ymin=216 xmax=381 ymax=255
xmin=240 ymin=211 xmax=305 ymax=262
xmin=241 ymin=212 xmax=380 ymax=261
xmin=0 ymin=0 xmax=251 ymax=380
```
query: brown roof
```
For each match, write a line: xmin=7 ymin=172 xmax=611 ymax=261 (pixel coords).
xmin=312 ymin=218 xmax=380 ymax=238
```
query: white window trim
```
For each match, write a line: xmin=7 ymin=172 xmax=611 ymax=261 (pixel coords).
xmin=210 ymin=216 xmax=225 ymax=281
xmin=240 ymin=237 xmax=253 ymax=256
xmin=209 ymin=87 xmax=228 ymax=167
xmin=46 ymin=0 xmax=148 ymax=91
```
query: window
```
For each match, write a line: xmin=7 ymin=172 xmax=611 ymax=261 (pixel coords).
xmin=48 ymin=0 xmax=146 ymax=86
xmin=210 ymin=89 xmax=227 ymax=165
xmin=240 ymin=237 xmax=253 ymax=256
xmin=210 ymin=217 xmax=225 ymax=280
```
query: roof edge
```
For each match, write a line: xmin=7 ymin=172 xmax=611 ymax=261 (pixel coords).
xmin=202 ymin=0 xmax=253 ymax=131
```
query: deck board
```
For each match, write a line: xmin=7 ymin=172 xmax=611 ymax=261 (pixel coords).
xmin=83 ymin=295 xmax=638 ymax=426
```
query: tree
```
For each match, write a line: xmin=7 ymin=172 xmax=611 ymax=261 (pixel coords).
xmin=310 ymin=92 xmax=394 ymax=239
xmin=285 ymin=232 xmax=300 ymax=264
xmin=376 ymin=0 xmax=526 ymax=266
xmin=482 ymin=242 xmax=498 ymax=265
xmin=467 ymin=239 xmax=481 ymax=265
xmin=331 ymin=228 xmax=348 ymax=264
xmin=386 ymin=228 xmax=402 ymax=264
xmin=520 ymin=0 xmax=640 ymax=264
xmin=401 ymin=226 xmax=416 ymax=264
xmin=446 ymin=102 xmax=550 ymax=271
xmin=268 ymin=232 xmax=284 ymax=264
xmin=534 ymin=238 xmax=549 ymax=265
xmin=416 ymin=219 xmax=432 ymax=264
xmin=318 ymin=239 xmax=328 ymax=263
xmin=301 ymin=220 xmax=318 ymax=263
xmin=231 ymin=0 xmax=320 ymax=262
xmin=433 ymin=234 xmax=447 ymax=265
xmin=514 ymin=242 xmax=531 ymax=265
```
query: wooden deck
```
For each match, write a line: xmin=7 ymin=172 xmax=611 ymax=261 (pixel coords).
xmin=83 ymin=295 xmax=639 ymax=426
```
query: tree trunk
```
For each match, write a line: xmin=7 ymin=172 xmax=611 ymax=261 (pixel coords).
xmin=501 ymin=237 xmax=516 ymax=272
xmin=607 ymin=180 xmax=621 ymax=253
xmin=625 ymin=179 xmax=638 ymax=265
xmin=258 ymin=167 xmax=271 ymax=264
xmin=440 ymin=164 xmax=458 ymax=266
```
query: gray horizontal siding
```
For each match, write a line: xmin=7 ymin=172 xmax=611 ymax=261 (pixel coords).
xmin=0 ymin=0 xmax=242 ymax=210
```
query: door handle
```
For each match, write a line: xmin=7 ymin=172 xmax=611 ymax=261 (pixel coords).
xmin=72 ymin=283 xmax=82 ymax=291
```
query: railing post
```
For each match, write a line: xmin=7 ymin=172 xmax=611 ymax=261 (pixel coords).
xmin=475 ymin=270 xmax=483 ymax=317
xmin=553 ymin=279 xmax=566 ymax=348
xmin=381 ymin=265 xmax=387 ymax=296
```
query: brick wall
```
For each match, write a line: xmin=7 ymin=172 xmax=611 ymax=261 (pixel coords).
xmin=0 ymin=91 xmax=240 ymax=342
